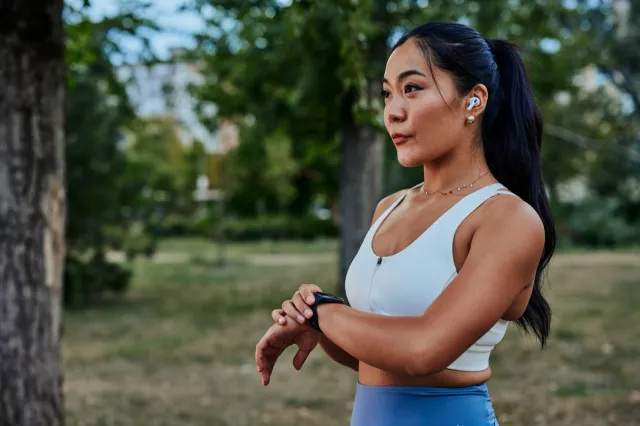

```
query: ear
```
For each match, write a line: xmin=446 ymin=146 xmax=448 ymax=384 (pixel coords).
xmin=463 ymin=84 xmax=489 ymax=118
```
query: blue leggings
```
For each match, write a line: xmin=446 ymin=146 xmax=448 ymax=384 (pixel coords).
xmin=350 ymin=382 xmax=499 ymax=426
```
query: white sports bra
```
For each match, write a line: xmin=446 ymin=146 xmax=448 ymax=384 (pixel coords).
xmin=345 ymin=182 xmax=518 ymax=372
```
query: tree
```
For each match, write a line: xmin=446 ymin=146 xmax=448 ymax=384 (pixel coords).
xmin=65 ymin=14 xmax=162 ymax=307
xmin=0 ymin=1 xmax=65 ymax=424
xmin=576 ymin=0 xmax=640 ymax=216
xmin=191 ymin=0 xmax=589 ymax=293
xmin=576 ymin=0 xmax=640 ymax=122
xmin=124 ymin=116 xmax=191 ymax=210
xmin=538 ymin=0 xmax=640 ymax=243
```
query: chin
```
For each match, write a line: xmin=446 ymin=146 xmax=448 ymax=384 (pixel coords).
xmin=396 ymin=153 xmax=425 ymax=168
xmin=396 ymin=144 xmax=446 ymax=167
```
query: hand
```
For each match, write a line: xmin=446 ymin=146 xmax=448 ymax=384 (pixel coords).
xmin=255 ymin=316 xmax=320 ymax=386
xmin=273 ymin=284 xmax=323 ymax=325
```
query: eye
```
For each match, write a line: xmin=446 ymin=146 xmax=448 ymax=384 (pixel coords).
xmin=404 ymin=83 xmax=422 ymax=94
xmin=380 ymin=89 xmax=391 ymax=99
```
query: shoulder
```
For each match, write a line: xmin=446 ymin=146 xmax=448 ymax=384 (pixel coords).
xmin=370 ymin=188 xmax=409 ymax=225
xmin=460 ymin=192 xmax=546 ymax=288
xmin=477 ymin=192 xmax=546 ymax=260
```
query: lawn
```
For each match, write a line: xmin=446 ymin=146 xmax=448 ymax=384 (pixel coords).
xmin=63 ymin=238 xmax=640 ymax=425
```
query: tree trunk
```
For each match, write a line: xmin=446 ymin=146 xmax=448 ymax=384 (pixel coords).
xmin=337 ymin=91 xmax=384 ymax=296
xmin=0 ymin=1 xmax=66 ymax=425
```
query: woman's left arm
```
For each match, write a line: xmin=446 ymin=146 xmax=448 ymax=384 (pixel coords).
xmin=317 ymin=200 xmax=546 ymax=377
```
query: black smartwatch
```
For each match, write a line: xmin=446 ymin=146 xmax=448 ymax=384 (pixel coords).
xmin=307 ymin=291 xmax=346 ymax=333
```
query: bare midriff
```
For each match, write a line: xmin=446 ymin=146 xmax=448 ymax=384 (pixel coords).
xmin=358 ymin=363 xmax=492 ymax=387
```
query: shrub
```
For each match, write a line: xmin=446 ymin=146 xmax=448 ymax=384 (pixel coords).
xmin=566 ymin=197 xmax=640 ymax=248
xmin=219 ymin=215 xmax=338 ymax=242
xmin=64 ymin=253 xmax=133 ymax=308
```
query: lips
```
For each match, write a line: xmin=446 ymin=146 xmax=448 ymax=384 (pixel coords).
xmin=391 ymin=133 xmax=413 ymax=145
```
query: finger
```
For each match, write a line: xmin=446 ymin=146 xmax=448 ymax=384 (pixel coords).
xmin=292 ymin=348 xmax=312 ymax=370
xmin=257 ymin=349 xmax=265 ymax=374
xmin=256 ymin=332 xmax=278 ymax=386
xmin=261 ymin=357 xmax=274 ymax=386
xmin=282 ymin=300 xmax=306 ymax=324
xmin=272 ymin=309 xmax=286 ymax=325
xmin=292 ymin=291 xmax=314 ymax=319
xmin=262 ymin=351 xmax=281 ymax=386
xmin=255 ymin=329 xmax=279 ymax=371
xmin=255 ymin=334 xmax=269 ymax=372
xmin=300 ymin=284 xmax=323 ymax=304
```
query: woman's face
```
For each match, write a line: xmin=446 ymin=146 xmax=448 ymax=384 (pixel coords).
xmin=382 ymin=40 xmax=469 ymax=167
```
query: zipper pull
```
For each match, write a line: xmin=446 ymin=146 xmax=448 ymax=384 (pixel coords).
xmin=376 ymin=257 xmax=383 ymax=266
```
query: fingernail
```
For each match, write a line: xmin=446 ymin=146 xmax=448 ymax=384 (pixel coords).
xmin=278 ymin=317 xmax=285 ymax=324
xmin=304 ymin=309 xmax=313 ymax=318
xmin=306 ymin=295 xmax=314 ymax=303
xmin=297 ymin=315 xmax=305 ymax=323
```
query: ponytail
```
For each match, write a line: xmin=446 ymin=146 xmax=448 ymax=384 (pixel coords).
xmin=482 ymin=39 xmax=556 ymax=347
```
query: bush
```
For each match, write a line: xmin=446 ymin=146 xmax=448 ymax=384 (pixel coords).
xmin=219 ymin=215 xmax=338 ymax=242
xmin=565 ymin=197 xmax=640 ymax=248
xmin=147 ymin=212 xmax=218 ymax=238
xmin=64 ymin=253 xmax=133 ymax=308
xmin=122 ymin=229 xmax=157 ymax=260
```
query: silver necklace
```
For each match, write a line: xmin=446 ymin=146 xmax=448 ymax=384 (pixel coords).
xmin=422 ymin=170 xmax=491 ymax=196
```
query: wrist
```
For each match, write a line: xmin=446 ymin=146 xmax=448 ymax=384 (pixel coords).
xmin=308 ymin=291 xmax=345 ymax=333
xmin=316 ymin=303 xmax=341 ymax=332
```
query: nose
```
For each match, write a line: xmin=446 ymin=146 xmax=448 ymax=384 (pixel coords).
xmin=385 ymin=97 xmax=407 ymax=124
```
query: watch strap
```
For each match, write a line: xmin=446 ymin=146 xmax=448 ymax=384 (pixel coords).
xmin=308 ymin=291 xmax=345 ymax=333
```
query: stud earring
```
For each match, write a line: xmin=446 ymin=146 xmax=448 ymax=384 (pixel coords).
xmin=465 ymin=115 xmax=475 ymax=124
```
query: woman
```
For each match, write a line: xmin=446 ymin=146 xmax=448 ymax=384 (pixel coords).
xmin=255 ymin=21 xmax=555 ymax=426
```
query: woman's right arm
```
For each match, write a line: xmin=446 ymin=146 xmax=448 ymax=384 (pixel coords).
xmin=319 ymin=335 xmax=360 ymax=371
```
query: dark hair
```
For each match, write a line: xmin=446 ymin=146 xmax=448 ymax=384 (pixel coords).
xmin=393 ymin=22 xmax=556 ymax=347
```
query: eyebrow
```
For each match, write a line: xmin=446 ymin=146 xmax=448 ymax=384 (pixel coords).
xmin=382 ymin=69 xmax=427 ymax=85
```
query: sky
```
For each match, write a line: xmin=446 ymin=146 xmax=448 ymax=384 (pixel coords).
xmin=83 ymin=0 xmax=205 ymax=60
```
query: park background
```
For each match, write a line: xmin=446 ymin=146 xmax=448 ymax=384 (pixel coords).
xmin=2 ymin=0 xmax=640 ymax=425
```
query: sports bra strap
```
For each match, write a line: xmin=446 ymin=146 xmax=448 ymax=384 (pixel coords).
xmin=369 ymin=182 xmax=515 ymax=242
xmin=435 ymin=183 xmax=510 ymax=239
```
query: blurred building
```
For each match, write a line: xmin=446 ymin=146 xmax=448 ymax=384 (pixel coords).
xmin=115 ymin=51 xmax=238 ymax=155
xmin=115 ymin=51 xmax=240 ymax=196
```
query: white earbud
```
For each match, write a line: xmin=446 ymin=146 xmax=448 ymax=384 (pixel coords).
xmin=467 ymin=96 xmax=480 ymax=111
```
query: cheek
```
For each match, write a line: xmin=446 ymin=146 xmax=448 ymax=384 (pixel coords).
xmin=410 ymin=95 xmax=457 ymax=137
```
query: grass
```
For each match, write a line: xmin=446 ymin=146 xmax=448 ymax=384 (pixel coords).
xmin=63 ymin=238 xmax=640 ymax=426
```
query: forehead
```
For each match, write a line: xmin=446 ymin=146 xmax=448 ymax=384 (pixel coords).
xmin=384 ymin=40 xmax=430 ymax=78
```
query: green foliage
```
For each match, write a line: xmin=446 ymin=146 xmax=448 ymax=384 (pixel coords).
xmin=123 ymin=116 xmax=194 ymax=211
xmin=191 ymin=0 xmax=602 ymax=213
xmin=64 ymin=11 xmax=164 ymax=307
xmin=221 ymin=215 xmax=338 ymax=242
xmin=565 ymin=197 xmax=640 ymax=248
xmin=64 ymin=254 xmax=133 ymax=308
xmin=223 ymin=124 xmax=302 ymax=216
xmin=147 ymin=212 xmax=217 ymax=238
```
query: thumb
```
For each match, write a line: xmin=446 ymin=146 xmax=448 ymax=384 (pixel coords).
xmin=292 ymin=348 xmax=312 ymax=370
xmin=301 ymin=284 xmax=323 ymax=304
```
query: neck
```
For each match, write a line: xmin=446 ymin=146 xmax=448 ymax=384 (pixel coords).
xmin=422 ymin=146 xmax=492 ymax=194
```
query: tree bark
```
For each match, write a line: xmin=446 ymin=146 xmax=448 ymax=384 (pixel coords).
xmin=337 ymin=90 xmax=384 ymax=296
xmin=0 ymin=1 xmax=66 ymax=425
